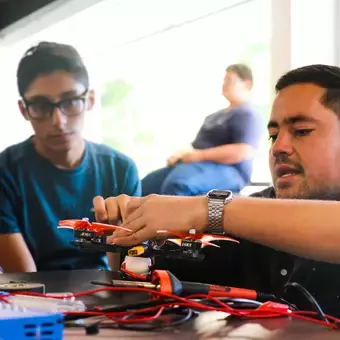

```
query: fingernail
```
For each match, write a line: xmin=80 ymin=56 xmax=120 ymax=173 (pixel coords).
xmin=111 ymin=239 xmax=117 ymax=244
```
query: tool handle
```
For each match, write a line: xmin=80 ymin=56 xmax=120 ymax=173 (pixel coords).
xmin=181 ymin=281 xmax=258 ymax=300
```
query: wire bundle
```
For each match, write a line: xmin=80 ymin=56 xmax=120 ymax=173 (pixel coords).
xmin=0 ymin=284 xmax=339 ymax=333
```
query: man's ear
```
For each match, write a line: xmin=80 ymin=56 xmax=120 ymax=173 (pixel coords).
xmin=18 ymin=100 xmax=29 ymax=120
xmin=244 ymin=80 xmax=253 ymax=90
xmin=86 ymin=89 xmax=95 ymax=111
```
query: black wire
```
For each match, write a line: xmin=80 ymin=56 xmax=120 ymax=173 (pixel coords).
xmin=64 ymin=298 xmax=177 ymax=321
xmin=69 ymin=294 xmax=296 ymax=335
xmin=284 ymin=282 xmax=329 ymax=323
xmin=116 ymin=307 xmax=194 ymax=331
xmin=98 ymin=298 xmax=262 ymax=331
xmin=65 ymin=296 xmax=265 ymax=335
xmin=196 ymin=297 xmax=262 ymax=310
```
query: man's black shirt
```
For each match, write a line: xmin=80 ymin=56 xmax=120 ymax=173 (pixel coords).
xmin=155 ymin=187 xmax=340 ymax=317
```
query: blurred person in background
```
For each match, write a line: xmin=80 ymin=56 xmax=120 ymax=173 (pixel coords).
xmin=142 ymin=63 xmax=264 ymax=196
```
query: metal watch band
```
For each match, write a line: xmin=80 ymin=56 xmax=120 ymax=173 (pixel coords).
xmin=207 ymin=197 xmax=225 ymax=234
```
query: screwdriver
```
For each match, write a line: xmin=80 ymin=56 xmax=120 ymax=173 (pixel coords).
xmin=91 ymin=270 xmax=276 ymax=302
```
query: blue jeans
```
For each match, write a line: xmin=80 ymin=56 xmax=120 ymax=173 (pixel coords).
xmin=142 ymin=162 xmax=247 ymax=196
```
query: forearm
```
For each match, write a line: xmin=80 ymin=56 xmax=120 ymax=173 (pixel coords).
xmin=0 ymin=258 xmax=37 ymax=273
xmin=199 ymin=144 xmax=254 ymax=164
xmin=0 ymin=234 xmax=37 ymax=273
xmin=222 ymin=197 xmax=340 ymax=263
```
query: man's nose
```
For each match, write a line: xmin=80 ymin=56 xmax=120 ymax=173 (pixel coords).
xmin=51 ymin=107 xmax=67 ymax=128
xmin=271 ymin=131 xmax=293 ymax=158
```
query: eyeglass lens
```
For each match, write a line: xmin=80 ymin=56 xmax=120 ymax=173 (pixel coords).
xmin=27 ymin=97 xmax=86 ymax=119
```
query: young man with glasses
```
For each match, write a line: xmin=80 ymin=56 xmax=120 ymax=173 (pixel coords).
xmin=0 ymin=42 xmax=141 ymax=273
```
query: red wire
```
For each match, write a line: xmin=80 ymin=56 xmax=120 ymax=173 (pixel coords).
xmin=2 ymin=287 xmax=340 ymax=329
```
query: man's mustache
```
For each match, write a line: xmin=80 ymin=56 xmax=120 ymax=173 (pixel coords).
xmin=274 ymin=155 xmax=304 ymax=173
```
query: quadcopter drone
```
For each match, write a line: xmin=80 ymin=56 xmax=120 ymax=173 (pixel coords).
xmin=58 ymin=218 xmax=239 ymax=261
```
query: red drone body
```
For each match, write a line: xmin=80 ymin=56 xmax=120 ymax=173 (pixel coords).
xmin=57 ymin=218 xmax=239 ymax=263
xmin=58 ymin=218 xmax=131 ymax=236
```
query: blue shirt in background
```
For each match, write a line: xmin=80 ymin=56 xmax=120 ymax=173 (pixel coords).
xmin=0 ymin=137 xmax=141 ymax=271
xmin=192 ymin=102 xmax=264 ymax=183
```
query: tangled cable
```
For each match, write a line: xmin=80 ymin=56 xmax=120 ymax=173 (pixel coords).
xmin=0 ymin=284 xmax=339 ymax=334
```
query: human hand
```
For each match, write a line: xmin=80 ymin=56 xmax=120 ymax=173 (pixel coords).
xmin=108 ymin=194 xmax=208 ymax=246
xmin=93 ymin=194 xmax=136 ymax=226
xmin=167 ymin=147 xmax=195 ymax=166
xmin=167 ymin=154 xmax=181 ymax=166
xmin=180 ymin=149 xmax=203 ymax=163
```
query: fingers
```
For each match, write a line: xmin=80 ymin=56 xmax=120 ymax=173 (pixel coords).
xmin=94 ymin=194 xmax=140 ymax=224
xmin=125 ymin=196 xmax=146 ymax=215
xmin=93 ymin=196 xmax=107 ymax=222
xmin=104 ymin=197 xmax=121 ymax=224
xmin=112 ymin=225 xmax=152 ymax=246
xmin=94 ymin=194 xmax=151 ymax=243
xmin=167 ymin=155 xmax=179 ymax=166
xmin=111 ymin=210 xmax=144 ymax=240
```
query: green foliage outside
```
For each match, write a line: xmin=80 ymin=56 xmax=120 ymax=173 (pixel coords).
xmin=100 ymin=79 xmax=154 ymax=153
xmin=99 ymin=40 xmax=271 ymax=169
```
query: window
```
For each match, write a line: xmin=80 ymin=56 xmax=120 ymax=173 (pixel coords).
xmin=0 ymin=0 xmax=272 ymax=183
xmin=96 ymin=0 xmax=272 ymax=181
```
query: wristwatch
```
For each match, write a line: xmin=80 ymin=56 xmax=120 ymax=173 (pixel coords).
xmin=206 ymin=189 xmax=233 ymax=235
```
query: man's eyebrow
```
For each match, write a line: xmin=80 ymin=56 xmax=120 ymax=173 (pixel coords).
xmin=24 ymin=95 xmax=50 ymax=102
xmin=59 ymin=90 xmax=84 ymax=99
xmin=267 ymin=114 xmax=319 ymax=130
xmin=25 ymin=90 xmax=83 ymax=102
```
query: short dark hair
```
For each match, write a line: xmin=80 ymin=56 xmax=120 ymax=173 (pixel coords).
xmin=226 ymin=63 xmax=253 ymax=84
xmin=275 ymin=64 xmax=340 ymax=115
xmin=17 ymin=41 xmax=89 ymax=97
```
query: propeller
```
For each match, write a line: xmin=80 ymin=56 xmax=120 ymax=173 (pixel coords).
xmin=91 ymin=222 xmax=132 ymax=233
xmin=57 ymin=219 xmax=132 ymax=233
xmin=157 ymin=229 xmax=239 ymax=246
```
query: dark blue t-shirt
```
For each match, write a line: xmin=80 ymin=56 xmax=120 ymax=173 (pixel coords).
xmin=192 ymin=103 xmax=264 ymax=182
xmin=0 ymin=137 xmax=141 ymax=271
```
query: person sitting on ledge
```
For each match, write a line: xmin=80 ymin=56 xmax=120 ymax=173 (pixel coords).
xmin=142 ymin=63 xmax=264 ymax=196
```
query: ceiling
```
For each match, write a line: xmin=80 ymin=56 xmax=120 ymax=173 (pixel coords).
xmin=0 ymin=0 xmax=58 ymax=31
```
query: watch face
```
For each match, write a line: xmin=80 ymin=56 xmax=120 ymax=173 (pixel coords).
xmin=208 ymin=189 xmax=232 ymax=199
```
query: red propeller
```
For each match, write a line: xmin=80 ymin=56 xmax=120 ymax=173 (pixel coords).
xmin=57 ymin=218 xmax=132 ymax=234
xmin=157 ymin=229 xmax=239 ymax=248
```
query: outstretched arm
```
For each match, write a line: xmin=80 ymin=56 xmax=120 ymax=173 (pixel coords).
xmin=100 ymin=195 xmax=340 ymax=264
xmin=222 ymin=196 xmax=339 ymax=263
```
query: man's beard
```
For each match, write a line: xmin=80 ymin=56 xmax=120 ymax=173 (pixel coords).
xmin=273 ymin=154 xmax=340 ymax=201
xmin=276 ymin=184 xmax=340 ymax=201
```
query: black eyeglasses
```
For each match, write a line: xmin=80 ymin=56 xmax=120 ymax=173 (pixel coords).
xmin=22 ymin=90 xmax=88 ymax=120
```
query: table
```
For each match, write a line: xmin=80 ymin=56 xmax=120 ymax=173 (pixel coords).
xmin=0 ymin=270 xmax=338 ymax=339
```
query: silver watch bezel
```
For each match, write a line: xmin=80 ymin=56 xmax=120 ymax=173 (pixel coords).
xmin=206 ymin=189 xmax=233 ymax=202
xmin=206 ymin=189 xmax=233 ymax=235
